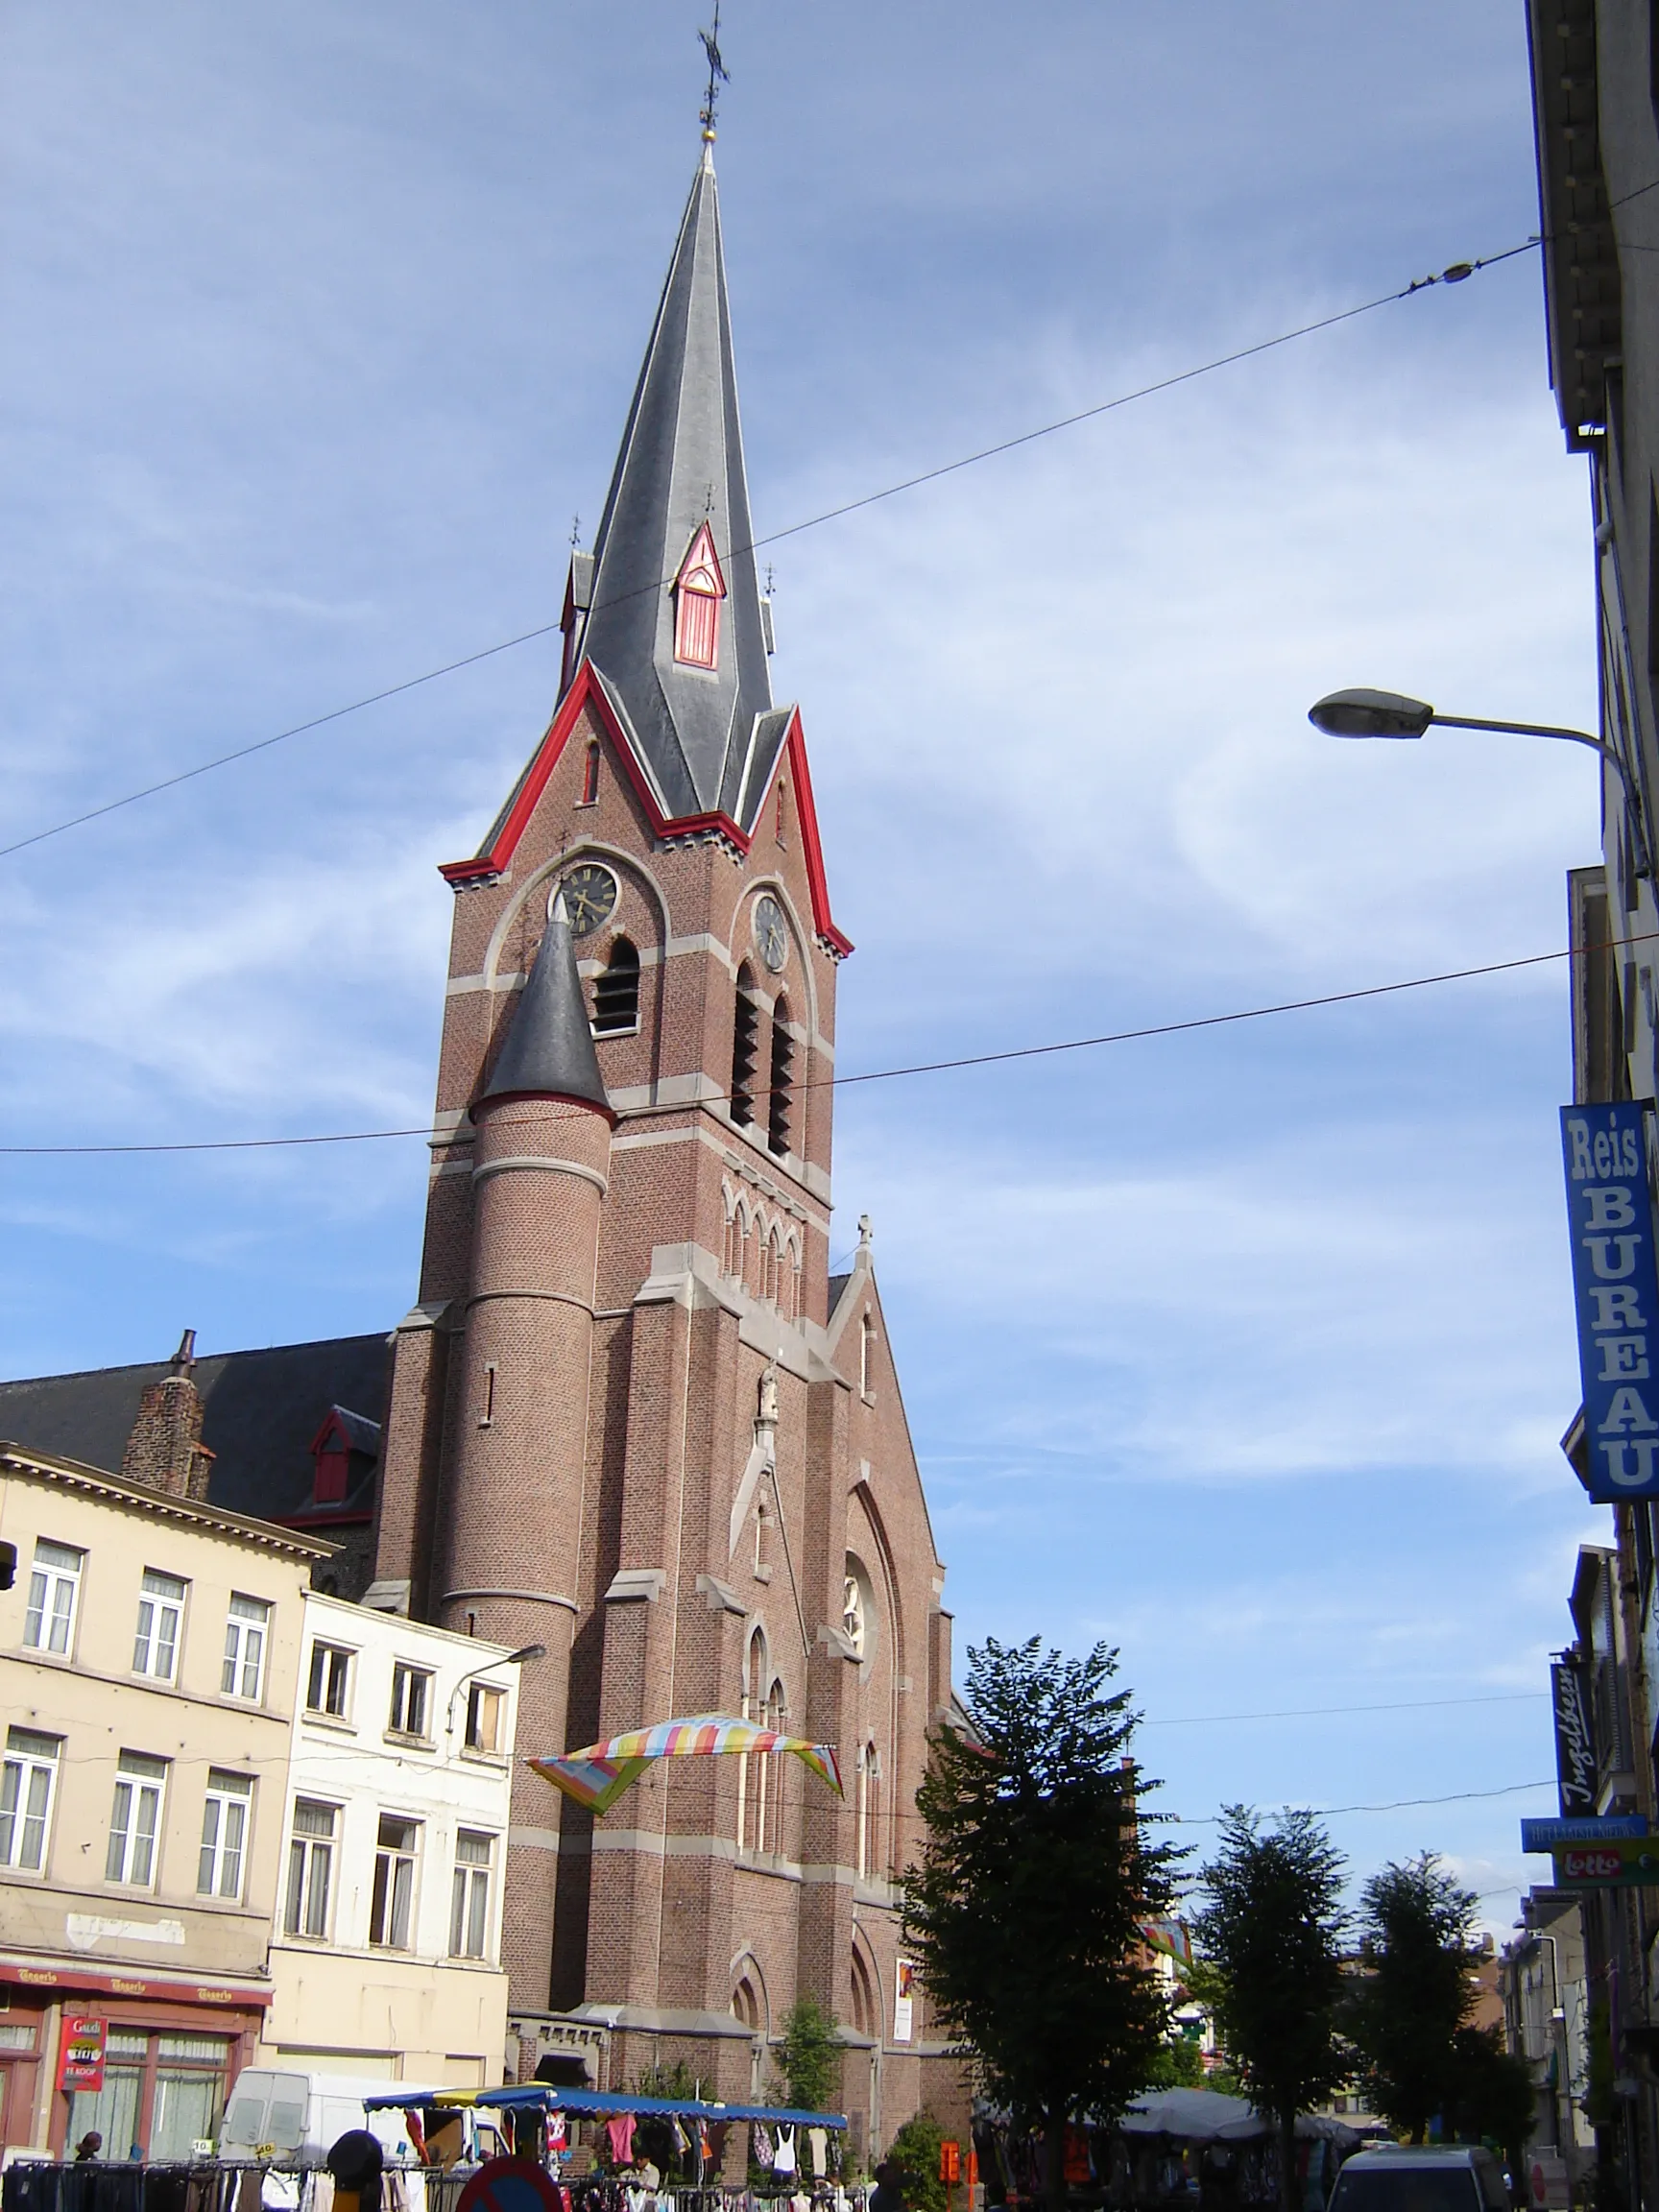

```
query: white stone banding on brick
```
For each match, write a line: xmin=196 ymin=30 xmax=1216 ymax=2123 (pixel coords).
xmin=466 ymin=1288 xmax=598 ymax=1316
xmin=441 ymin=1587 xmax=578 ymax=1613
xmin=472 ymin=1154 xmax=609 ymax=1194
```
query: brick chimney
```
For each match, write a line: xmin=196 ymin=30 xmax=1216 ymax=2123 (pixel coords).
xmin=121 ymin=1329 xmax=214 ymax=1502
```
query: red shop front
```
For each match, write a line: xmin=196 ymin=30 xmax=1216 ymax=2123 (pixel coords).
xmin=0 ymin=1956 xmax=267 ymax=2156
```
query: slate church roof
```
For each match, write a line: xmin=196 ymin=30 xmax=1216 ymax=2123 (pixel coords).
xmin=469 ymin=146 xmax=791 ymax=865
xmin=0 ymin=1333 xmax=390 ymax=1524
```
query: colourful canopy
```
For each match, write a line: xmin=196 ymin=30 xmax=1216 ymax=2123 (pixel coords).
xmin=528 ymin=1713 xmax=844 ymax=1815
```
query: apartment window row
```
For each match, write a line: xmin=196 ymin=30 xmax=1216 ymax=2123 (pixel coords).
xmin=283 ymin=1796 xmax=496 ymax=1960
xmin=2 ymin=1732 xmax=497 ymax=1960
xmin=18 ymin=1538 xmax=271 ymax=1701
xmin=302 ymin=1638 xmax=506 ymax=1753
xmin=2 ymin=1729 xmax=255 ymax=1903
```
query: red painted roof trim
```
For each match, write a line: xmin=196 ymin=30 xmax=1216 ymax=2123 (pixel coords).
xmin=441 ymin=667 xmax=853 ymax=954
xmin=775 ymin=708 xmax=854 ymax=957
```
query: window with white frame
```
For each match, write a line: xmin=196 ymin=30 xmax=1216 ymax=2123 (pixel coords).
xmin=198 ymin=1771 xmax=252 ymax=1899
xmin=284 ymin=1799 xmax=337 ymax=1937
xmin=221 ymin=1595 xmax=270 ymax=1701
xmin=23 ymin=1540 xmax=84 ymax=1655
xmin=106 ymin=1753 xmax=167 ymax=1886
xmin=449 ymin=1830 xmax=494 ymax=1958
xmin=305 ymin=1641 xmax=352 ymax=1718
xmin=0 ymin=1728 xmax=60 ymax=1872
xmin=132 ymin=1570 xmax=187 ymax=1682
xmin=464 ymin=1682 xmax=504 ymax=1755
xmin=370 ymin=1815 xmax=419 ymax=1948
xmin=388 ymin=1663 xmax=432 ymax=1738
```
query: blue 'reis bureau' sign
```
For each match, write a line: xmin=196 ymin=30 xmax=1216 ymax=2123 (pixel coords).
xmin=1563 ymin=1101 xmax=1659 ymax=1500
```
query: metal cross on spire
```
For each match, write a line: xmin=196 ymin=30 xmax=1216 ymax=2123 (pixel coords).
xmin=698 ymin=1 xmax=729 ymax=143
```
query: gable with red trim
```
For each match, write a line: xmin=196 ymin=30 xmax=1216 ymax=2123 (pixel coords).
xmin=441 ymin=664 xmax=853 ymax=956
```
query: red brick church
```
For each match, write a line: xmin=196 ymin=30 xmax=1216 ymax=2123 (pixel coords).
xmin=1 ymin=139 xmax=955 ymax=2152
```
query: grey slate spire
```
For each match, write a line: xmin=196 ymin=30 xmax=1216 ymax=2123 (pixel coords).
xmin=572 ymin=146 xmax=781 ymax=825
xmin=477 ymin=894 xmax=612 ymax=1118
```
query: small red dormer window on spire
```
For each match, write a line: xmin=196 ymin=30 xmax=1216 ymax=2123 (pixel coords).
xmin=673 ymin=521 xmax=727 ymax=670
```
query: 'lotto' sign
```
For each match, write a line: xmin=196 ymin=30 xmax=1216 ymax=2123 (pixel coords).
xmin=1562 ymin=1102 xmax=1659 ymax=1500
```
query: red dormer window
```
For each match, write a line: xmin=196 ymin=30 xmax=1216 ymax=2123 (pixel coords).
xmin=673 ymin=521 xmax=727 ymax=670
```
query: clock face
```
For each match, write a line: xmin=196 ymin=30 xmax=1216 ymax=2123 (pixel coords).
xmin=754 ymin=894 xmax=788 ymax=974
xmin=560 ymin=862 xmax=618 ymax=938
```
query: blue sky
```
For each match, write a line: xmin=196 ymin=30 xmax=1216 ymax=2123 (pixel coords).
xmin=0 ymin=0 xmax=1609 ymax=1926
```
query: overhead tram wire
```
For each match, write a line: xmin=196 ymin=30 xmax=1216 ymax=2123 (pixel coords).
xmin=1 ymin=922 xmax=1648 ymax=1157
xmin=0 ymin=238 xmax=1535 ymax=867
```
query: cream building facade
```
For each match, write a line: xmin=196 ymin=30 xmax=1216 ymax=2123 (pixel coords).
xmin=259 ymin=1591 xmax=517 ymax=2082
xmin=0 ymin=1441 xmax=325 ymax=2156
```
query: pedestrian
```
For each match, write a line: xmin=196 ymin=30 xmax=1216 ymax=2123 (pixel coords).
xmin=73 ymin=2134 xmax=103 ymax=2162
xmin=870 ymin=2161 xmax=903 ymax=2212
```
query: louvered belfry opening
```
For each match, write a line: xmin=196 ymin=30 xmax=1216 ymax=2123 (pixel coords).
xmin=593 ymin=937 xmax=639 ymax=1035
xmin=767 ymin=997 xmax=794 ymax=1157
xmin=731 ymin=963 xmax=760 ymax=1126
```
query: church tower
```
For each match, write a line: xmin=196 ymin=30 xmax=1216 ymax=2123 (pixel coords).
xmin=371 ymin=140 xmax=951 ymax=2149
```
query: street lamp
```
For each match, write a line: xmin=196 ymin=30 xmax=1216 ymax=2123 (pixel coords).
xmin=1307 ymin=687 xmax=1649 ymax=873
xmin=445 ymin=1642 xmax=545 ymax=1742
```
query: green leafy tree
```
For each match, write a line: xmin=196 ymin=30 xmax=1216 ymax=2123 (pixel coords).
xmin=1348 ymin=1855 xmax=1482 ymax=2143
xmin=901 ymin=1637 xmax=1182 ymax=2212
xmin=1192 ymin=1807 xmax=1349 ymax=2212
xmin=1445 ymin=2024 xmax=1535 ymax=2165
xmin=1143 ymin=2035 xmax=1207 ymax=2089
xmin=889 ymin=2111 xmax=949 ymax=2212
xmin=771 ymin=1994 xmax=841 ymax=2114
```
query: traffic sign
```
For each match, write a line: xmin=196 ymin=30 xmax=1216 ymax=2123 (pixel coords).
xmin=456 ymin=2158 xmax=565 ymax=2212
xmin=1522 ymin=1815 xmax=1647 ymax=1851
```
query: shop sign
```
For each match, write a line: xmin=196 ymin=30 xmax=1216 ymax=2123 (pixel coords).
xmin=1561 ymin=1102 xmax=1659 ymax=1499
xmin=1551 ymin=1663 xmax=1597 ymax=1815
xmin=1521 ymin=1815 xmax=1645 ymax=1850
xmin=1552 ymin=1835 xmax=1659 ymax=1886
xmin=893 ymin=1959 xmax=915 ymax=2043
xmin=58 ymin=2015 xmax=107 ymax=2092
xmin=0 ymin=1958 xmax=270 ymax=2007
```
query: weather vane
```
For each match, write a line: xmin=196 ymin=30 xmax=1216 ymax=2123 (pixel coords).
xmin=698 ymin=1 xmax=729 ymax=143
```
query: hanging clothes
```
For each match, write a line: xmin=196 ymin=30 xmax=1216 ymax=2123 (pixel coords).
xmin=807 ymin=2129 xmax=828 ymax=2179
xmin=751 ymin=2122 xmax=774 ymax=2169
xmin=607 ymin=2116 xmax=637 ymax=2168
xmin=773 ymin=2125 xmax=797 ymax=2177
xmin=705 ymin=2121 xmax=728 ymax=2171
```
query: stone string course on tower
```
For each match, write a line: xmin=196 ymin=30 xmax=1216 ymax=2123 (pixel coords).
xmin=365 ymin=146 xmax=958 ymax=2150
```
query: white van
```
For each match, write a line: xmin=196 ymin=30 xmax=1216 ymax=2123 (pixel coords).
xmin=218 ymin=2072 xmax=440 ymax=2164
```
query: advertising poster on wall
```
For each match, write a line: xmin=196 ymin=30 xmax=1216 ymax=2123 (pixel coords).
xmin=893 ymin=1959 xmax=915 ymax=2043
xmin=58 ymin=2016 xmax=107 ymax=2093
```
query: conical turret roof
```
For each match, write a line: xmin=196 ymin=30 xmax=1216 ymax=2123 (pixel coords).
xmin=575 ymin=147 xmax=777 ymax=823
xmin=477 ymin=895 xmax=613 ymax=1118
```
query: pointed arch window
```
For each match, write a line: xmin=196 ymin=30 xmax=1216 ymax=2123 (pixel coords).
xmin=856 ymin=1742 xmax=881 ymax=1880
xmin=739 ymin=1628 xmax=768 ymax=1853
xmin=731 ymin=964 xmax=760 ymax=1128
xmin=767 ymin=997 xmax=794 ymax=1158
xmin=580 ymin=739 xmax=601 ymax=806
xmin=673 ymin=522 xmax=727 ymax=671
xmin=593 ymin=937 xmax=639 ymax=1035
xmin=850 ymin=1946 xmax=877 ymax=2040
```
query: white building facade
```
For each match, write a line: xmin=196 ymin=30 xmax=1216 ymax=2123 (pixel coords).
xmin=257 ymin=1594 xmax=522 ymax=2085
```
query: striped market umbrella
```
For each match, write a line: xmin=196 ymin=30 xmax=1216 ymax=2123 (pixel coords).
xmin=528 ymin=1714 xmax=844 ymax=1815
